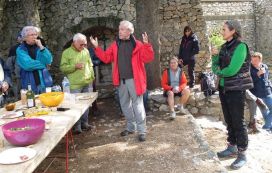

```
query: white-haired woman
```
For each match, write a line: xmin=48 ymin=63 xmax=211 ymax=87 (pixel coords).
xmin=16 ymin=26 xmax=53 ymax=94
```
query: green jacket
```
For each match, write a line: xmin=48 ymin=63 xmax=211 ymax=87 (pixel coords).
xmin=212 ymin=43 xmax=247 ymax=87
xmin=60 ymin=46 xmax=94 ymax=90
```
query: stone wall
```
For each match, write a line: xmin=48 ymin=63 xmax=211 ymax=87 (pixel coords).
xmin=201 ymin=0 xmax=256 ymax=50
xmin=159 ymin=0 xmax=210 ymax=74
xmin=255 ymin=0 xmax=272 ymax=61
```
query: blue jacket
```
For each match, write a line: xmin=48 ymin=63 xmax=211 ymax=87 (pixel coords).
xmin=16 ymin=42 xmax=53 ymax=94
xmin=250 ymin=63 xmax=272 ymax=98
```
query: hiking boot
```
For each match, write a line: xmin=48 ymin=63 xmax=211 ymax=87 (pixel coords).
xmin=256 ymin=98 xmax=267 ymax=110
xmin=138 ymin=134 xmax=146 ymax=142
xmin=170 ymin=111 xmax=176 ymax=120
xmin=230 ymin=151 xmax=247 ymax=170
xmin=82 ymin=122 xmax=94 ymax=131
xmin=120 ymin=130 xmax=134 ymax=136
xmin=217 ymin=144 xmax=238 ymax=158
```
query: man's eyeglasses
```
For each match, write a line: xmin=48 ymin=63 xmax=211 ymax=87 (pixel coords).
xmin=27 ymin=33 xmax=38 ymax=37
xmin=80 ymin=43 xmax=87 ymax=47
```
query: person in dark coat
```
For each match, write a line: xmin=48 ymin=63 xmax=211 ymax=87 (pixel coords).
xmin=178 ymin=26 xmax=199 ymax=88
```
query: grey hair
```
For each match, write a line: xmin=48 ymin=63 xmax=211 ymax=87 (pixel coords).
xmin=34 ymin=27 xmax=41 ymax=34
xmin=170 ymin=56 xmax=179 ymax=63
xmin=73 ymin=33 xmax=87 ymax=42
xmin=119 ymin=20 xmax=134 ymax=34
xmin=21 ymin=26 xmax=38 ymax=38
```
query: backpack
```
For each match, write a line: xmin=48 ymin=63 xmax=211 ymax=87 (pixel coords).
xmin=199 ymin=72 xmax=217 ymax=97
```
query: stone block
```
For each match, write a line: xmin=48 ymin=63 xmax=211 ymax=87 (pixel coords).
xmin=159 ymin=104 xmax=169 ymax=112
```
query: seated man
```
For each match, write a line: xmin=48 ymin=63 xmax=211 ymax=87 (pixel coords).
xmin=161 ymin=57 xmax=190 ymax=119
xmin=250 ymin=52 xmax=272 ymax=132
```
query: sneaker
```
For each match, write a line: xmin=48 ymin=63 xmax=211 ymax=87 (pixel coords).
xmin=217 ymin=144 xmax=238 ymax=158
xmin=73 ymin=126 xmax=83 ymax=134
xmin=120 ymin=130 xmax=134 ymax=136
xmin=230 ymin=151 xmax=247 ymax=170
xmin=170 ymin=111 xmax=176 ymax=120
xmin=138 ymin=134 xmax=146 ymax=142
xmin=82 ymin=123 xmax=94 ymax=131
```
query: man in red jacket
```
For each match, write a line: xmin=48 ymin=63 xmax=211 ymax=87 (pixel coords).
xmin=90 ymin=20 xmax=154 ymax=142
xmin=161 ymin=57 xmax=190 ymax=120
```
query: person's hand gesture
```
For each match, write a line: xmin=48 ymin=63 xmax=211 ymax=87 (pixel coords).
xmin=142 ymin=32 xmax=149 ymax=44
xmin=211 ymin=47 xmax=219 ymax=56
xmin=90 ymin=36 xmax=98 ymax=48
xmin=35 ymin=39 xmax=44 ymax=50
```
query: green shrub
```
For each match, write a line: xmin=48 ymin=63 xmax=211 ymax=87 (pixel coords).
xmin=209 ymin=28 xmax=225 ymax=49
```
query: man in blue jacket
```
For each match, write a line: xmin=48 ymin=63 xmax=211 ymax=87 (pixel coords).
xmin=250 ymin=52 xmax=272 ymax=131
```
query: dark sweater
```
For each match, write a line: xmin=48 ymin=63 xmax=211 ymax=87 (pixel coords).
xmin=118 ymin=39 xmax=134 ymax=79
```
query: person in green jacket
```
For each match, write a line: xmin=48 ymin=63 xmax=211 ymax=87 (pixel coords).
xmin=211 ymin=20 xmax=253 ymax=170
xmin=60 ymin=33 xmax=95 ymax=134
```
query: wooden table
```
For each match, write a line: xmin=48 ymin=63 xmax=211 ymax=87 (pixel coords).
xmin=0 ymin=92 xmax=98 ymax=173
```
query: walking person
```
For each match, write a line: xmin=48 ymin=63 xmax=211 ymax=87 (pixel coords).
xmin=178 ymin=26 xmax=199 ymax=88
xmin=90 ymin=20 xmax=154 ymax=142
xmin=211 ymin=20 xmax=253 ymax=169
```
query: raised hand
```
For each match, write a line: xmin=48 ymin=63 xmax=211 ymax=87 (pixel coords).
xmin=90 ymin=36 xmax=98 ymax=48
xmin=142 ymin=32 xmax=149 ymax=44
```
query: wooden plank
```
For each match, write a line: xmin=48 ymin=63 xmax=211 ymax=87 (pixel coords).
xmin=0 ymin=92 xmax=98 ymax=173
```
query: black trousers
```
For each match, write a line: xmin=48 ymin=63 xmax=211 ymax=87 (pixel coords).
xmin=182 ymin=59 xmax=195 ymax=88
xmin=219 ymin=87 xmax=248 ymax=151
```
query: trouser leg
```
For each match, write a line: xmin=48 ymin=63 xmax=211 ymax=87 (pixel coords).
xmin=118 ymin=79 xmax=136 ymax=132
xmin=125 ymin=79 xmax=146 ymax=134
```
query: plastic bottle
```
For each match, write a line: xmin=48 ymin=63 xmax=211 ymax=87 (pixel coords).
xmin=62 ymin=77 xmax=70 ymax=93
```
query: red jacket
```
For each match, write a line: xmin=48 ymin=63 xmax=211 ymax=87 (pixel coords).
xmin=161 ymin=69 xmax=187 ymax=92
xmin=94 ymin=39 xmax=154 ymax=95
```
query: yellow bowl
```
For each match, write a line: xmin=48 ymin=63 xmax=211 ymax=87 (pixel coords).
xmin=39 ymin=92 xmax=64 ymax=107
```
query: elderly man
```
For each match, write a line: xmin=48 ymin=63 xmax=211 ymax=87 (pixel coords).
xmin=16 ymin=26 xmax=53 ymax=94
xmin=60 ymin=33 xmax=95 ymax=134
xmin=90 ymin=20 xmax=154 ymax=142
xmin=250 ymin=52 xmax=272 ymax=132
xmin=161 ymin=57 xmax=190 ymax=120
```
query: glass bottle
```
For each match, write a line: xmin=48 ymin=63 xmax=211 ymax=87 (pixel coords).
xmin=26 ymin=84 xmax=35 ymax=108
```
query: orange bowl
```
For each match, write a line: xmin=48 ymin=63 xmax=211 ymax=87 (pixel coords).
xmin=39 ymin=92 xmax=64 ymax=107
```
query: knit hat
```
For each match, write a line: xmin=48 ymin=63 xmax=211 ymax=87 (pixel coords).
xmin=225 ymin=20 xmax=242 ymax=38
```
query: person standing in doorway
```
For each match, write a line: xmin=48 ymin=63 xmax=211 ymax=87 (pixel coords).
xmin=90 ymin=20 xmax=154 ymax=142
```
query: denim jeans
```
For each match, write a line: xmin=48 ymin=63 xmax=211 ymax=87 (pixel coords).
xmin=260 ymin=94 xmax=272 ymax=129
xmin=219 ymin=87 xmax=248 ymax=150
xmin=71 ymin=84 xmax=92 ymax=129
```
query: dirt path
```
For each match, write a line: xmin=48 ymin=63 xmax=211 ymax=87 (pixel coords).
xmin=35 ymin=98 xmax=225 ymax=173
xmin=197 ymin=116 xmax=272 ymax=173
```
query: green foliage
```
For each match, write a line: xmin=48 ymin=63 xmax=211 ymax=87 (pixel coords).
xmin=208 ymin=28 xmax=225 ymax=49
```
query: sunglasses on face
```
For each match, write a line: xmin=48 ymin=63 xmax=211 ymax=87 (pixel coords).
xmin=79 ymin=43 xmax=87 ymax=47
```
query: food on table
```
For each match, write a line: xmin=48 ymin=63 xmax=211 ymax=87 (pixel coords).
xmin=10 ymin=125 xmax=32 ymax=131
xmin=5 ymin=103 xmax=16 ymax=111
xmin=23 ymin=107 xmax=51 ymax=117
